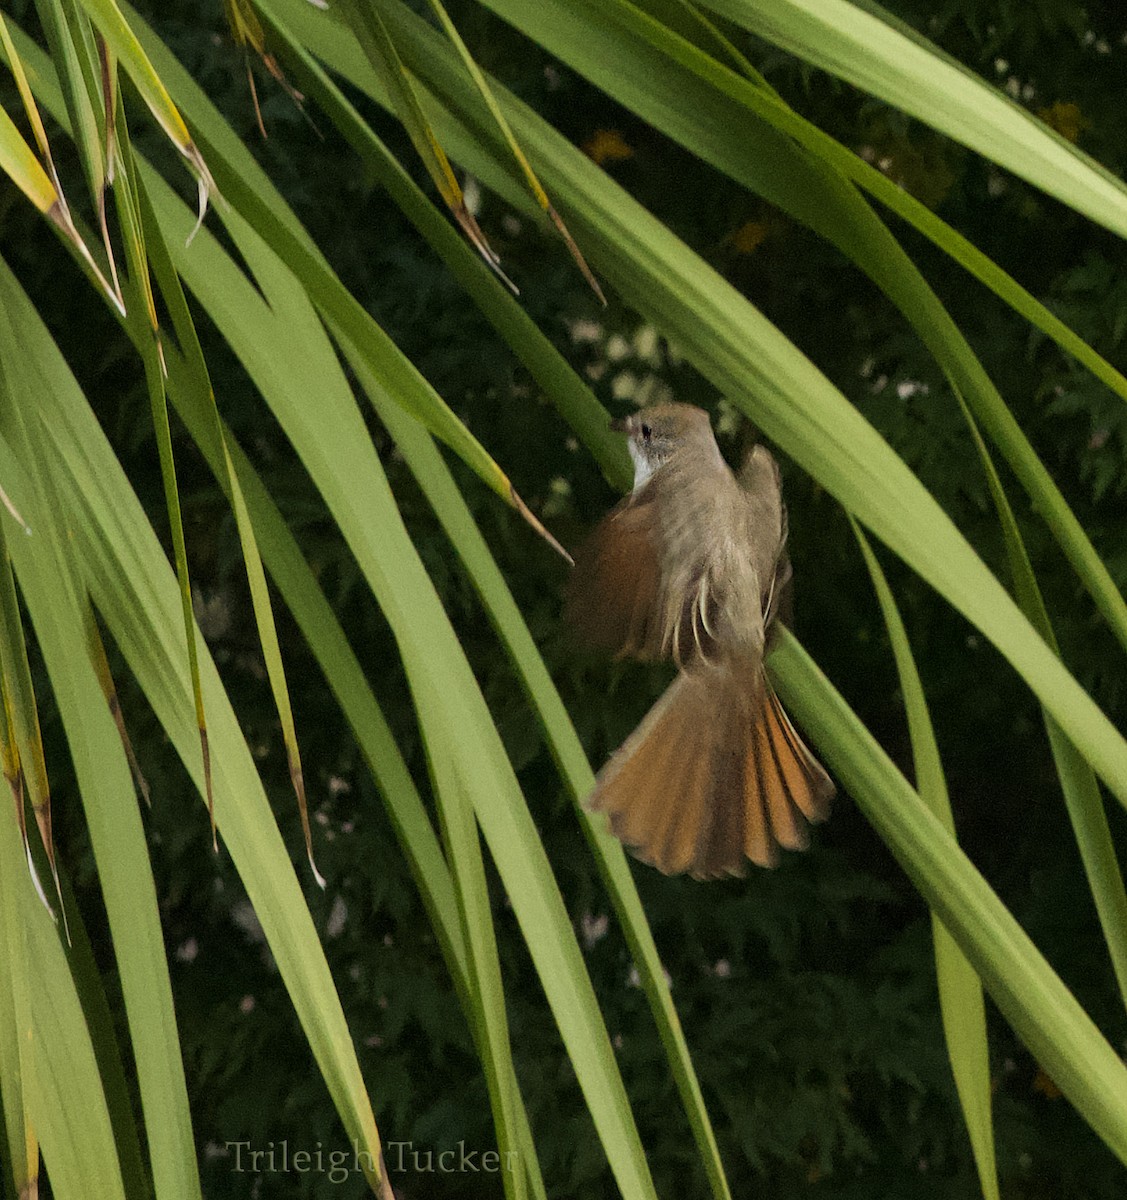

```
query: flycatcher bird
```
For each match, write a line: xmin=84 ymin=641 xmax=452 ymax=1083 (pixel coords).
xmin=565 ymin=403 xmax=833 ymax=879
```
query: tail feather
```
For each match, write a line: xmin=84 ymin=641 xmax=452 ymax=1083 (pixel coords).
xmin=588 ymin=665 xmax=833 ymax=879
xmin=598 ymin=687 xmax=681 ymax=852
xmin=756 ymin=688 xmax=812 ymax=853
xmin=743 ymin=726 xmax=779 ymax=869
xmin=656 ymin=730 xmax=716 ymax=875
xmin=694 ymin=739 xmax=747 ymax=878
xmin=764 ymin=684 xmax=834 ymax=824
xmin=595 ymin=675 xmax=708 ymax=874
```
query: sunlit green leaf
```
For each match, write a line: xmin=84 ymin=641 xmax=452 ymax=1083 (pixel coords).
xmin=701 ymin=0 xmax=1127 ymax=241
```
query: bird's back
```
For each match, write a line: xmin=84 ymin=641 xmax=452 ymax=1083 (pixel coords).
xmin=645 ymin=444 xmax=785 ymax=665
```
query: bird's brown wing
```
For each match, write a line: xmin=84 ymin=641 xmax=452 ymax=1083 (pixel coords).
xmin=763 ymin=551 xmax=793 ymax=647
xmin=565 ymin=480 xmax=740 ymax=666
xmin=564 ymin=490 xmax=668 ymax=660
xmin=740 ymin=444 xmax=792 ymax=640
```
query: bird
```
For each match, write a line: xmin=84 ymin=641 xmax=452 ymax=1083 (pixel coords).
xmin=565 ymin=402 xmax=834 ymax=879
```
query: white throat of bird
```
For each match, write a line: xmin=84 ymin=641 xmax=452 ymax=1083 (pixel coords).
xmin=628 ymin=438 xmax=658 ymax=490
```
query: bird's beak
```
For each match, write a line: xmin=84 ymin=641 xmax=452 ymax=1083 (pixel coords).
xmin=609 ymin=417 xmax=629 ymax=433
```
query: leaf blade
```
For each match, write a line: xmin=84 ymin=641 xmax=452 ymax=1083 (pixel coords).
xmin=771 ymin=628 xmax=1127 ymax=1166
xmin=852 ymin=521 xmax=999 ymax=1200
xmin=0 ymin=254 xmax=392 ymax=1198
xmin=701 ymin=0 xmax=1127 ymax=241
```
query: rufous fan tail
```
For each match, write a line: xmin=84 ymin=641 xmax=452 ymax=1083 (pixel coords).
xmin=588 ymin=667 xmax=833 ymax=880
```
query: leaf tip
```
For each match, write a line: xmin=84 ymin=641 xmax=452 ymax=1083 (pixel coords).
xmin=289 ymin=754 xmax=326 ymax=888
xmin=509 ymin=484 xmax=573 ymax=565
xmin=548 ymin=205 xmax=606 ymax=306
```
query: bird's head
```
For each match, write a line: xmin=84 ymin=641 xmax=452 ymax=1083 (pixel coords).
xmin=611 ymin=403 xmax=715 ymax=489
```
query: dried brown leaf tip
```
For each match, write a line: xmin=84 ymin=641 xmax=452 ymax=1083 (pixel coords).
xmin=548 ymin=205 xmax=606 ymax=307
xmin=450 ymin=203 xmax=518 ymax=295
xmin=289 ymin=751 xmax=326 ymax=889
xmin=46 ymin=203 xmax=126 ymax=318
xmin=223 ymin=0 xmax=311 ymax=139
xmin=246 ymin=53 xmax=309 ymax=141
xmin=509 ymin=483 xmax=574 ymax=567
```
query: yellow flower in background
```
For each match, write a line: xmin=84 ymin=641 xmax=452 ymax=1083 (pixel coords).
xmin=1037 ymin=100 xmax=1088 ymax=144
xmin=583 ymin=128 xmax=634 ymax=165
xmin=729 ymin=218 xmax=771 ymax=254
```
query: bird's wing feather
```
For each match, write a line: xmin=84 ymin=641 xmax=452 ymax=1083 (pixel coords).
xmin=567 ymin=472 xmax=762 ymax=665
xmin=564 ymin=491 xmax=667 ymax=659
xmin=739 ymin=444 xmax=793 ymax=637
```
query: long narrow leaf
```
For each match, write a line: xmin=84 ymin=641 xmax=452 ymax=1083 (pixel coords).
xmin=852 ymin=521 xmax=999 ymax=1200
xmin=110 ymin=110 xmax=216 ymax=845
xmin=336 ymin=0 xmax=508 ymax=278
xmin=54 ymin=865 xmax=152 ymax=1200
xmin=0 ymin=750 xmax=39 ymax=1200
xmin=424 ymin=739 xmax=529 ymax=1200
xmin=349 ymin=354 xmax=733 ymax=1200
xmin=0 ymin=444 xmax=126 ymax=1200
xmin=953 ymin=391 xmax=1127 ymax=1010
xmin=423 ymin=0 xmax=604 ymax=301
xmin=770 ymin=628 xmax=1127 ymax=1165
xmin=82 ymin=601 xmax=150 ymax=807
xmin=701 ymin=0 xmax=1127 ymax=242
xmin=35 ymin=0 xmax=125 ymax=299
xmin=1 ymin=7 xmax=65 ymax=192
xmin=633 ymin=0 xmax=773 ymax=87
xmin=342 ymin=0 xmax=462 ymax=210
xmin=0 ymin=272 xmax=206 ymax=1200
xmin=0 ymin=100 xmax=58 ymax=212
xmin=35 ymin=0 xmax=106 ymax=203
xmin=136 ymin=173 xmax=322 ymax=885
xmin=0 ymin=465 xmax=59 ymax=923
xmin=0 ymin=254 xmax=392 ymax=1200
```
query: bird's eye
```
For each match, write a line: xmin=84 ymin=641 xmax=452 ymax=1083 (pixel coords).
xmin=640 ymin=423 xmax=652 ymax=441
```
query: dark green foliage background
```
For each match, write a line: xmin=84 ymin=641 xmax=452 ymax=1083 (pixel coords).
xmin=3 ymin=0 xmax=1127 ymax=1196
